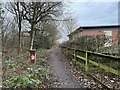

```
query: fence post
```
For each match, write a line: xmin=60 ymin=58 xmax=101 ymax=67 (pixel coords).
xmin=85 ymin=51 xmax=88 ymax=77
xmin=64 ymin=47 xmax=66 ymax=55
xmin=72 ymin=49 xmax=76 ymax=65
xmin=74 ymin=49 xmax=76 ymax=65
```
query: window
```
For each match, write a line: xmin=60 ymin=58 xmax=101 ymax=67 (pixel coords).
xmin=104 ymin=30 xmax=112 ymax=47
xmin=80 ymin=31 xmax=83 ymax=36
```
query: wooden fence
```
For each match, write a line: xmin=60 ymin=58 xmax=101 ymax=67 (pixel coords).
xmin=60 ymin=45 xmax=120 ymax=89
xmin=60 ymin=46 xmax=120 ymax=76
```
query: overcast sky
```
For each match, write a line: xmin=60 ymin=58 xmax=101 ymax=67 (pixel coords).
xmin=69 ymin=2 xmax=118 ymax=26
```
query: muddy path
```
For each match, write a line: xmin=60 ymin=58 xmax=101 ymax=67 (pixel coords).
xmin=47 ymin=47 xmax=84 ymax=88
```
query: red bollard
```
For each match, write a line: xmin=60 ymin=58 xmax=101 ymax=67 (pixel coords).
xmin=30 ymin=49 xmax=36 ymax=64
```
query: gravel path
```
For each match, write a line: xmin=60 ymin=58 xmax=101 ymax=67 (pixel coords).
xmin=47 ymin=47 xmax=84 ymax=88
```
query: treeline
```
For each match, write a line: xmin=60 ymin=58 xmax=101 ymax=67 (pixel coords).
xmin=1 ymin=2 xmax=63 ymax=53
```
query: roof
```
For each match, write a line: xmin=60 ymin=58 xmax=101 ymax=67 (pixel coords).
xmin=68 ymin=25 xmax=120 ymax=36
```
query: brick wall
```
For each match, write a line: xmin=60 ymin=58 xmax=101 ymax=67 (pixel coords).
xmin=69 ymin=27 xmax=119 ymax=53
xmin=72 ymin=27 xmax=118 ymax=42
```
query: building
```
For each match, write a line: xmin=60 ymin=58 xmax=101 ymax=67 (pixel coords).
xmin=67 ymin=25 xmax=120 ymax=54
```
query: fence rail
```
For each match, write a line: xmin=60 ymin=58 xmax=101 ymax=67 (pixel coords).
xmin=60 ymin=45 xmax=120 ymax=89
xmin=60 ymin=46 xmax=120 ymax=76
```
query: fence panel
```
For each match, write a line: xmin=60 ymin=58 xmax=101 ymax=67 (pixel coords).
xmin=60 ymin=46 xmax=120 ymax=89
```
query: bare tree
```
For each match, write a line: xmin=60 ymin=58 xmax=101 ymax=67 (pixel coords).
xmin=5 ymin=2 xmax=23 ymax=54
xmin=20 ymin=2 xmax=62 ymax=50
xmin=63 ymin=16 xmax=78 ymax=35
xmin=0 ymin=3 xmax=4 ymax=53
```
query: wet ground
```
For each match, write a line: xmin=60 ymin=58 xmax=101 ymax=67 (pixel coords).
xmin=47 ymin=47 xmax=84 ymax=88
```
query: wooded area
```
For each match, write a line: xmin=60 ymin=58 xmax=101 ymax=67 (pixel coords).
xmin=3 ymin=2 xmax=62 ymax=51
xmin=1 ymin=1 xmax=78 ymax=88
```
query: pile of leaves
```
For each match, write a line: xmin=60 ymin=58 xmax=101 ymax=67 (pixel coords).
xmin=2 ymin=48 xmax=51 ymax=88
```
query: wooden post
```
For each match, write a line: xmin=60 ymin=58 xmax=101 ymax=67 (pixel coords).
xmin=85 ymin=51 xmax=88 ymax=77
xmin=65 ymin=47 xmax=67 ymax=56
xmin=74 ymin=49 xmax=76 ymax=65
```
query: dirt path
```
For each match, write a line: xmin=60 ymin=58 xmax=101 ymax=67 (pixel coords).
xmin=47 ymin=47 xmax=83 ymax=88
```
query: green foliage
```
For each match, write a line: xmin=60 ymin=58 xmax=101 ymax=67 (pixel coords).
xmin=26 ymin=67 xmax=50 ymax=83
xmin=3 ymin=49 xmax=51 ymax=88
xmin=60 ymin=36 xmax=120 ymax=76
xmin=4 ymin=60 xmax=20 ymax=72
xmin=5 ymin=76 xmax=30 ymax=88
xmin=5 ymin=67 xmax=50 ymax=88
xmin=62 ymin=35 xmax=110 ymax=52
xmin=77 ymin=35 xmax=108 ymax=51
xmin=34 ymin=21 xmax=58 ymax=49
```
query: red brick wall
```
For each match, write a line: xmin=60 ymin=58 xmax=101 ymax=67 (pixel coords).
xmin=72 ymin=27 xmax=118 ymax=46
xmin=73 ymin=29 xmax=105 ymax=40
xmin=73 ymin=28 xmax=118 ymax=39
xmin=112 ymin=30 xmax=118 ymax=44
xmin=82 ymin=29 xmax=104 ymax=36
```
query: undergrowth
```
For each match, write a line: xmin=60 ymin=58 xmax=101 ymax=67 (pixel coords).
xmin=2 ymin=48 xmax=51 ymax=88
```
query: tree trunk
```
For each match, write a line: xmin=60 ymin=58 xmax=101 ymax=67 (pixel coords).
xmin=17 ymin=2 xmax=21 ymax=54
xmin=18 ymin=14 xmax=21 ymax=54
xmin=30 ymin=23 xmax=35 ymax=50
